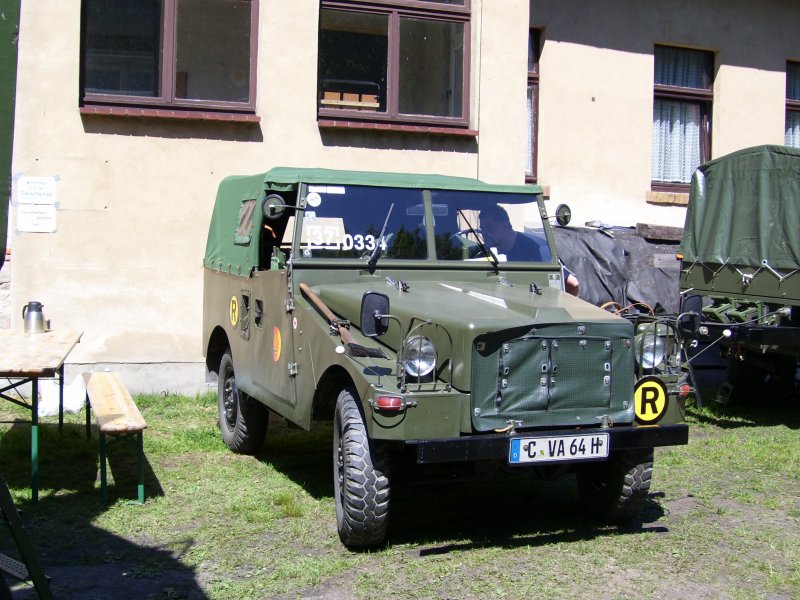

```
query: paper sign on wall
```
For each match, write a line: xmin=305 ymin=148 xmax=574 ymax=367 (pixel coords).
xmin=15 ymin=176 xmax=58 ymax=233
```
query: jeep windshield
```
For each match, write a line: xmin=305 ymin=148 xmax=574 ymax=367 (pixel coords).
xmin=296 ymin=184 xmax=553 ymax=265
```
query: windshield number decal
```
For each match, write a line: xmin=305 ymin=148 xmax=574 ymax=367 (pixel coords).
xmin=305 ymin=225 xmax=379 ymax=251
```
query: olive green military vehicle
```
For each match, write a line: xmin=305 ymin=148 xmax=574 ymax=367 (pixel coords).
xmin=678 ymin=145 xmax=800 ymax=400
xmin=203 ymin=167 xmax=689 ymax=548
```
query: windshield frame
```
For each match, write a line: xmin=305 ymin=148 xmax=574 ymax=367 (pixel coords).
xmin=289 ymin=182 xmax=558 ymax=270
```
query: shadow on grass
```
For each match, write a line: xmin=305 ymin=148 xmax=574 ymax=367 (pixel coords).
xmin=258 ymin=422 xmax=668 ymax=551
xmin=687 ymin=396 xmax=800 ymax=430
xmin=0 ymin=421 xmax=206 ymax=599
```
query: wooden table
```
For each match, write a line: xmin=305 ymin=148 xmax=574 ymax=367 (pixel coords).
xmin=0 ymin=329 xmax=83 ymax=503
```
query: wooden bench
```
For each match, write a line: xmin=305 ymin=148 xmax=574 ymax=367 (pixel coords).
xmin=83 ymin=372 xmax=147 ymax=504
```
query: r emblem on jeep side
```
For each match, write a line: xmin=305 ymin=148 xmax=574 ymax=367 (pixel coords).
xmin=229 ymin=295 xmax=239 ymax=326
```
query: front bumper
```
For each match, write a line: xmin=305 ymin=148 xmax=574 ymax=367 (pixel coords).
xmin=406 ymin=423 xmax=689 ymax=464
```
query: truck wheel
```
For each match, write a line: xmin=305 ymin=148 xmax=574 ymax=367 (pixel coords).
xmin=576 ymin=448 xmax=653 ymax=524
xmin=217 ymin=351 xmax=267 ymax=454
xmin=333 ymin=388 xmax=390 ymax=548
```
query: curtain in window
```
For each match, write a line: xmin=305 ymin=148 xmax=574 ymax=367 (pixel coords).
xmin=788 ymin=63 xmax=800 ymax=101
xmin=787 ymin=111 xmax=800 ymax=148
xmin=652 ymin=99 xmax=701 ymax=183
xmin=655 ymin=46 xmax=711 ymax=89
xmin=526 ymin=85 xmax=535 ymax=177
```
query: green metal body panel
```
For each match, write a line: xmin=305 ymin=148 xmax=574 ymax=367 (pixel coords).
xmin=203 ymin=168 xmax=686 ymax=447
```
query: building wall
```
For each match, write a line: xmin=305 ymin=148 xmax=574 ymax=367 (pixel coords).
xmin=9 ymin=0 xmax=799 ymax=393
xmin=9 ymin=0 xmax=527 ymax=393
xmin=531 ymin=0 xmax=799 ymax=227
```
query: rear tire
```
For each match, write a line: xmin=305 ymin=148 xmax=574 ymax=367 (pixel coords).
xmin=333 ymin=388 xmax=391 ymax=548
xmin=217 ymin=350 xmax=267 ymax=454
xmin=576 ymin=448 xmax=653 ymax=524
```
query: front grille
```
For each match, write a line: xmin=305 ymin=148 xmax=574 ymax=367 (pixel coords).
xmin=470 ymin=323 xmax=635 ymax=431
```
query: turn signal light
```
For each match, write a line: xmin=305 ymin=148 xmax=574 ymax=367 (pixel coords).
xmin=374 ymin=395 xmax=405 ymax=411
xmin=678 ymin=384 xmax=693 ymax=399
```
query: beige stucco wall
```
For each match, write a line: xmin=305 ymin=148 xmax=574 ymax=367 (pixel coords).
xmin=9 ymin=0 xmax=527 ymax=393
xmin=10 ymin=0 xmax=800 ymax=393
xmin=531 ymin=0 xmax=799 ymax=228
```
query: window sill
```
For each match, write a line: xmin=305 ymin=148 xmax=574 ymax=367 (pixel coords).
xmin=79 ymin=105 xmax=260 ymax=123
xmin=646 ymin=190 xmax=689 ymax=206
xmin=318 ymin=118 xmax=477 ymax=137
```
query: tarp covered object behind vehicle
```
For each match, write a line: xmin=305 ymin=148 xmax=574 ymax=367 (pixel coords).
xmin=552 ymin=226 xmax=680 ymax=314
xmin=678 ymin=145 xmax=800 ymax=270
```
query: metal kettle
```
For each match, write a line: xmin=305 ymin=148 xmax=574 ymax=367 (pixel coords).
xmin=22 ymin=301 xmax=46 ymax=334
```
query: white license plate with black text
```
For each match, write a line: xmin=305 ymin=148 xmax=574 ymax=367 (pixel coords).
xmin=509 ymin=433 xmax=609 ymax=464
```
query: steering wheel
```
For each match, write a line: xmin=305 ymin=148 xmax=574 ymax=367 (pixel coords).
xmin=450 ymin=229 xmax=499 ymax=258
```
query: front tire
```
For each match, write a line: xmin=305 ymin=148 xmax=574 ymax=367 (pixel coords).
xmin=576 ymin=448 xmax=653 ymax=524
xmin=218 ymin=350 xmax=267 ymax=454
xmin=333 ymin=388 xmax=391 ymax=548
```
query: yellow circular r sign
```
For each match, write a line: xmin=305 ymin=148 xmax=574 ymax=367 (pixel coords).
xmin=229 ymin=295 xmax=239 ymax=326
xmin=634 ymin=376 xmax=668 ymax=424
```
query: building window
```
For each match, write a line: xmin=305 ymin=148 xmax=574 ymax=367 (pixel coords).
xmin=787 ymin=62 xmax=800 ymax=147
xmin=526 ymin=29 xmax=540 ymax=182
xmin=81 ymin=0 xmax=258 ymax=112
xmin=651 ymin=46 xmax=713 ymax=189
xmin=317 ymin=1 xmax=470 ymax=128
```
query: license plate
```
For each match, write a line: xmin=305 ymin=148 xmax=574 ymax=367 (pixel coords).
xmin=509 ymin=433 xmax=609 ymax=464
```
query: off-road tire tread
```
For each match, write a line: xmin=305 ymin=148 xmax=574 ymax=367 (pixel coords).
xmin=577 ymin=448 xmax=654 ymax=524
xmin=218 ymin=352 xmax=268 ymax=455
xmin=334 ymin=389 xmax=390 ymax=548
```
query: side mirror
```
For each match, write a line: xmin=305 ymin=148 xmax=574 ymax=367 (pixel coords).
xmin=263 ymin=194 xmax=286 ymax=220
xmin=360 ymin=292 xmax=390 ymax=337
xmin=555 ymin=204 xmax=572 ymax=227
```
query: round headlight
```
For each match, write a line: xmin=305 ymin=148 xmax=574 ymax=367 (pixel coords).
xmin=634 ymin=332 xmax=665 ymax=370
xmin=403 ymin=336 xmax=437 ymax=378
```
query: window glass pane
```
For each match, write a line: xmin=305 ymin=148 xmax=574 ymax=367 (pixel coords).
xmin=528 ymin=30 xmax=539 ymax=73
xmin=299 ymin=186 xmax=426 ymax=259
xmin=652 ymin=98 xmax=702 ymax=183
xmin=788 ymin=62 xmax=800 ymax=101
xmin=526 ymin=85 xmax=535 ymax=177
xmin=84 ymin=0 xmax=161 ymax=96
xmin=399 ymin=18 xmax=463 ymax=118
xmin=430 ymin=191 xmax=551 ymax=263
xmin=786 ymin=111 xmax=800 ymax=148
xmin=655 ymin=46 xmax=712 ymax=90
xmin=176 ymin=0 xmax=252 ymax=102
xmin=318 ymin=10 xmax=388 ymax=112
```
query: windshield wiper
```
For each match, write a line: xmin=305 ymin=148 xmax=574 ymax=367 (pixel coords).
xmin=457 ymin=209 xmax=499 ymax=272
xmin=367 ymin=203 xmax=394 ymax=273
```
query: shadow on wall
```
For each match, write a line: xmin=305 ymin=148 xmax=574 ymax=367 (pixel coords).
xmin=80 ymin=114 xmax=264 ymax=143
xmin=320 ymin=128 xmax=478 ymax=153
xmin=532 ymin=0 xmax=791 ymax=72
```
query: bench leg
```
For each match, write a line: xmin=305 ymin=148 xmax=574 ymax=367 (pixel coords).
xmin=136 ymin=432 xmax=145 ymax=504
xmin=99 ymin=432 xmax=108 ymax=504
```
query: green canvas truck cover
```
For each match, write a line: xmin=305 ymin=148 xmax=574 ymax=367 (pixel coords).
xmin=678 ymin=145 xmax=800 ymax=271
xmin=204 ymin=167 xmax=543 ymax=275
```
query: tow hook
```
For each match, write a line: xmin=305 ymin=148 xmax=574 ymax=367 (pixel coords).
xmin=596 ymin=415 xmax=614 ymax=429
xmin=495 ymin=419 xmax=523 ymax=435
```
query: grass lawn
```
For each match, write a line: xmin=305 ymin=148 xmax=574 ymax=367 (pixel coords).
xmin=0 ymin=390 xmax=797 ymax=599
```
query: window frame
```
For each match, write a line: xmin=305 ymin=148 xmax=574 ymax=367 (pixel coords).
xmin=651 ymin=45 xmax=713 ymax=193
xmin=317 ymin=0 xmax=471 ymax=129
xmin=787 ymin=61 xmax=800 ymax=147
xmin=80 ymin=0 xmax=260 ymax=114
xmin=525 ymin=29 xmax=540 ymax=183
